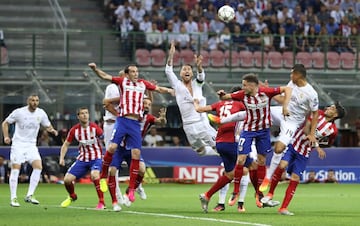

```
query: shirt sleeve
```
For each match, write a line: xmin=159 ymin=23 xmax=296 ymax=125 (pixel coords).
xmin=143 ymin=80 xmax=156 ymax=91
xmin=66 ymin=127 xmax=75 ymax=143
xmin=5 ymin=109 xmax=18 ymax=124
xmin=165 ymin=64 xmax=181 ymax=88
xmin=196 ymin=70 xmax=205 ymax=83
xmin=230 ymin=90 xmax=245 ymax=101
xmin=112 ymin=76 xmax=124 ymax=85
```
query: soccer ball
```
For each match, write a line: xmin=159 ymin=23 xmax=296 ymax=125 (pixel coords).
xmin=218 ymin=5 xmax=235 ymax=23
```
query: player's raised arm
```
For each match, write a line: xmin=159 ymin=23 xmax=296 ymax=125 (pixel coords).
xmin=88 ymin=62 xmax=113 ymax=81
xmin=194 ymin=55 xmax=205 ymax=83
xmin=167 ymin=40 xmax=175 ymax=67
xmin=217 ymin=90 xmax=232 ymax=100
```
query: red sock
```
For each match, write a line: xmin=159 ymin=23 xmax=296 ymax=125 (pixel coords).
xmin=129 ymin=159 xmax=140 ymax=189
xmin=280 ymin=179 xmax=299 ymax=209
xmin=65 ymin=181 xmax=75 ymax=197
xmin=206 ymin=175 xmax=231 ymax=199
xmin=249 ymin=169 xmax=259 ymax=193
xmin=268 ymin=167 xmax=284 ymax=195
xmin=100 ymin=151 xmax=113 ymax=178
xmin=93 ymin=178 xmax=104 ymax=203
xmin=257 ymin=165 xmax=266 ymax=187
xmin=135 ymin=174 xmax=144 ymax=189
xmin=108 ymin=175 xmax=117 ymax=203
xmin=233 ymin=164 xmax=243 ymax=194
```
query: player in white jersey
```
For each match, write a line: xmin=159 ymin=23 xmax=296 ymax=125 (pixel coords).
xmin=1 ymin=95 xmax=58 ymax=207
xmin=102 ymin=69 xmax=126 ymax=205
xmin=261 ymin=103 xmax=345 ymax=216
xmin=165 ymin=40 xmax=217 ymax=156
xmin=260 ymin=64 xmax=319 ymax=192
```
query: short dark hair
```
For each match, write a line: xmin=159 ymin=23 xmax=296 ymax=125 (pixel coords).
xmin=292 ymin=64 xmax=307 ymax=77
xmin=334 ymin=101 xmax=346 ymax=120
xmin=77 ymin=107 xmax=88 ymax=115
xmin=124 ymin=64 xmax=137 ymax=74
xmin=242 ymin=73 xmax=259 ymax=85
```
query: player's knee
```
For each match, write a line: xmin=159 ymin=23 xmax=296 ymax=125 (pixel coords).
xmin=274 ymin=142 xmax=286 ymax=153
xmin=109 ymin=167 xmax=117 ymax=176
xmin=131 ymin=148 xmax=141 ymax=159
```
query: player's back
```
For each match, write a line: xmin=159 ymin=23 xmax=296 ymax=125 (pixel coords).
xmin=287 ymin=81 xmax=318 ymax=123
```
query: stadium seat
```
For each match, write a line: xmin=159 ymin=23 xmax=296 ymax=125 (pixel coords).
xmin=253 ymin=51 xmax=268 ymax=68
xmin=135 ymin=49 xmax=150 ymax=67
xmin=150 ymin=49 xmax=166 ymax=67
xmin=210 ymin=50 xmax=226 ymax=67
xmin=311 ymin=52 xmax=325 ymax=69
xmin=295 ymin=52 xmax=312 ymax=69
xmin=282 ymin=51 xmax=295 ymax=68
xmin=180 ymin=49 xmax=195 ymax=65
xmin=326 ymin=52 xmax=340 ymax=70
xmin=267 ymin=51 xmax=283 ymax=69
xmin=224 ymin=50 xmax=240 ymax=67
xmin=172 ymin=50 xmax=181 ymax=67
xmin=340 ymin=52 xmax=355 ymax=70
xmin=200 ymin=50 xmax=210 ymax=68
xmin=238 ymin=50 xmax=253 ymax=68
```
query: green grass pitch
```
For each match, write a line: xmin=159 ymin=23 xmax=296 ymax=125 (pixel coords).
xmin=1 ymin=183 xmax=359 ymax=226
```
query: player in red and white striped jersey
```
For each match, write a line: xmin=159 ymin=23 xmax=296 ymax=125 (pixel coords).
xmin=59 ymin=107 xmax=105 ymax=209
xmin=261 ymin=103 xmax=346 ymax=215
xmin=107 ymin=97 xmax=167 ymax=209
xmin=218 ymin=73 xmax=292 ymax=206
xmin=89 ymin=62 xmax=172 ymax=203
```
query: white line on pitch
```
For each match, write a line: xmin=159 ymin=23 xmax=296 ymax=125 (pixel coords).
xmin=50 ymin=205 xmax=272 ymax=226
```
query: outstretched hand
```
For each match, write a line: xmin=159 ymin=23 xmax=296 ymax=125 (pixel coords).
xmin=88 ymin=62 xmax=97 ymax=71
xmin=169 ymin=41 xmax=176 ymax=56
xmin=194 ymin=55 xmax=203 ymax=68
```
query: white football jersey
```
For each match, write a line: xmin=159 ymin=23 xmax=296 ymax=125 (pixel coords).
xmin=165 ymin=65 xmax=206 ymax=124
xmin=286 ymin=80 xmax=319 ymax=123
xmin=103 ymin=83 xmax=120 ymax=121
xmin=5 ymin=106 xmax=51 ymax=144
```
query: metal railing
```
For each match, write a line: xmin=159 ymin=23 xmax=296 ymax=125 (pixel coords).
xmin=0 ymin=29 xmax=359 ymax=72
xmin=48 ymin=0 xmax=68 ymax=55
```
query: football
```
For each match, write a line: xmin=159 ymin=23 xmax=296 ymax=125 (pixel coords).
xmin=217 ymin=5 xmax=235 ymax=23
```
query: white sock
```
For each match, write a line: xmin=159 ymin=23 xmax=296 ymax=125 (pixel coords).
xmin=203 ymin=146 xmax=219 ymax=156
xmin=115 ymin=170 xmax=122 ymax=198
xmin=266 ymin=153 xmax=283 ymax=180
xmin=27 ymin=168 xmax=42 ymax=197
xmin=217 ymin=182 xmax=229 ymax=204
xmin=239 ymin=174 xmax=250 ymax=202
xmin=9 ymin=169 xmax=20 ymax=200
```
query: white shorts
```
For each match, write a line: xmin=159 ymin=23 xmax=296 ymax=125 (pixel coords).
xmin=10 ymin=143 xmax=41 ymax=165
xmin=183 ymin=120 xmax=216 ymax=151
xmin=270 ymin=106 xmax=283 ymax=127
xmin=277 ymin=119 xmax=302 ymax=146
xmin=103 ymin=121 xmax=116 ymax=149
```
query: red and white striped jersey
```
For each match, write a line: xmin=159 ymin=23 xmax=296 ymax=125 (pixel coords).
xmin=112 ymin=77 xmax=156 ymax=118
xmin=231 ymin=87 xmax=281 ymax=131
xmin=66 ymin=122 xmax=103 ymax=162
xmin=140 ymin=113 xmax=156 ymax=138
xmin=292 ymin=110 xmax=338 ymax=158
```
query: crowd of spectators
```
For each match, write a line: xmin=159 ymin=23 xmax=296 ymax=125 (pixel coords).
xmin=100 ymin=0 xmax=360 ymax=59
